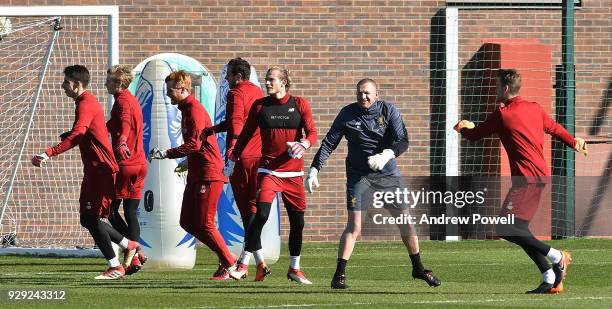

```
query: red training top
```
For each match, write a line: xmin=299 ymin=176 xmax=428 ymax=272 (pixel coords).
xmin=165 ymin=94 xmax=226 ymax=182
xmin=225 ymin=81 xmax=264 ymax=158
xmin=46 ymin=91 xmax=118 ymax=174
xmin=233 ymin=93 xmax=317 ymax=174
xmin=460 ymin=96 xmax=575 ymax=177
xmin=107 ymin=89 xmax=146 ymax=166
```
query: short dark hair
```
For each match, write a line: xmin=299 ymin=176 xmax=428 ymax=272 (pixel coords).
xmin=497 ymin=69 xmax=521 ymax=95
xmin=227 ymin=57 xmax=251 ymax=81
xmin=63 ymin=65 xmax=90 ymax=88
xmin=357 ymin=78 xmax=377 ymax=90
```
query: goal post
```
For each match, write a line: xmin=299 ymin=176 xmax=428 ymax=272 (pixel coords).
xmin=0 ymin=6 xmax=118 ymax=256
xmin=0 ymin=6 xmax=119 ymax=110
xmin=440 ymin=2 xmax=610 ymax=240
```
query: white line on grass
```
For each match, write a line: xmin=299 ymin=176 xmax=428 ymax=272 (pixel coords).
xmin=187 ymin=259 xmax=612 ymax=273
xmin=189 ymin=263 xmax=501 ymax=272
xmin=237 ymin=303 xmax=373 ymax=308
xmin=307 ymin=246 xmax=612 ymax=254
xmin=234 ymin=296 xmax=612 ymax=308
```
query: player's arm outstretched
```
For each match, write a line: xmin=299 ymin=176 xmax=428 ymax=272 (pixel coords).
xmin=307 ymin=111 xmax=345 ymax=193
xmin=150 ymin=111 xmax=203 ymax=161
xmin=204 ymin=89 xmax=246 ymax=153
xmin=542 ymin=110 xmax=588 ymax=156
xmin=32 ymin=102 xmax=94 ymax=167
xmin=453 ymin=109 xmax=500 ymax=141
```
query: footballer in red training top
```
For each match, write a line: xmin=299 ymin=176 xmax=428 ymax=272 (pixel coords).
xmin=454 ymin=68 xmax=587 ymax=294
xmin=149 ymin=70 xmax=236 ymax=281
xmin=229 ymin=66 xmax=317 ymax=285
xmin=104 ymin=64 xmax=148 ymax=275
xmin=32 ymin=65 xmax=141 ymax=280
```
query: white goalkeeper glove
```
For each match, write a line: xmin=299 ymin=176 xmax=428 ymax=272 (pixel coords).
xmin=367 ymin=149 xmax=395 ymax=171
xmin=149 ymin=148 xmax=167 ymax=162
xmin=305 ymin=167 xmax=320 ymax=194
xmin=286 ymin=140 xmax=310 ymax=159
xmin=174 ymin=160 xmax=188 ymax=178
xmin=31 ymin=152 xmax=49 ymax=167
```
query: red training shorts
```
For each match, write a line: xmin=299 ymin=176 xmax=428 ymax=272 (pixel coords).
xmin=256 ymin=173 xmax=306 ymax=212
xmin=80 ymin=169 xmax=116 ymax=218
xmin=115 ymin=164 xmax=147 ymax=199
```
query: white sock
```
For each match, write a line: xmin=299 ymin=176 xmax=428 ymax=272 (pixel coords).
xmin=111 ymin=242 xmax=120 ymax=257
xmin=290 ymin=255 xmax=300 ymax=269
xmin=543 ymin=269 xmax=555 ymax=284
xmin=547 ymin=248 xmax=562 ymax=264
xmin=108 ymin=257 xmax=121 ymax=268
xmin=240 ymin=251 xmax=253 ymax=265
xmin=119 ymin=238 xmax=129 ymax=249
xmin=254 ymin=249 xmax=265 ymax=265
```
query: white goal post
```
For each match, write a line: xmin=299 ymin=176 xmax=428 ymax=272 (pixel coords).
xmin=0 ymin=6 xmax=118 ymax=256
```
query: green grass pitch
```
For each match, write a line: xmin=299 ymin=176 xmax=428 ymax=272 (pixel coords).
xmin=1 ymin=238 xmax=611 ymax=308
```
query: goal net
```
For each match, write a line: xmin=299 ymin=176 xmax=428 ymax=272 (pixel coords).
xmin=0 ymin=7 xmax=117 ymax=255
xmin=430 ymin=3 xmax=611 ymax=240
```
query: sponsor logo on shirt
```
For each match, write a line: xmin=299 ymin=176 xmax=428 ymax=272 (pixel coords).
xmin=200 ymin=185 xmax=207 ymax=193
xmin=288 ymin=108 xmax=295 ymax=112
xmin=270 ymin=115 xmax=290 ymax=120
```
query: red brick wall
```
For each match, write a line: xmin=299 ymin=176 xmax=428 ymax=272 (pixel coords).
xmin=4 ymin=0 xmax=610 ymax=243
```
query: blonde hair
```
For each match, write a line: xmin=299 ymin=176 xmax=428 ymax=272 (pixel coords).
xmin=107 ymin=65 xmax=133 ymax=89
xmin=165 ymin=70 xmax=192 ymax=93
xmin=267 ymin=66 xmax=292 ymax=89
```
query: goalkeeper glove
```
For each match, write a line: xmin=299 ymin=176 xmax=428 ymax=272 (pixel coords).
xmin=367 ymin=149 xmax=395 ymax=171
xmin=286 ymin=139 xmax=310 ymax=159
xmin=305 ymin=167 xmax=320 ymax=194
xmin=148 ymin=148 xmax=167 ymax=162
xmin=31 ymin=152 xmax=49 ymax=167
xmin=574 ymin=137 xmax=588 ymax=156
xmin=115 ymin=136 xmax=131 ymax=162
xmin=174 ymin=160 xmax=188 ymax=178
xmin=453 ymin=120 xmax=475 ymax=132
